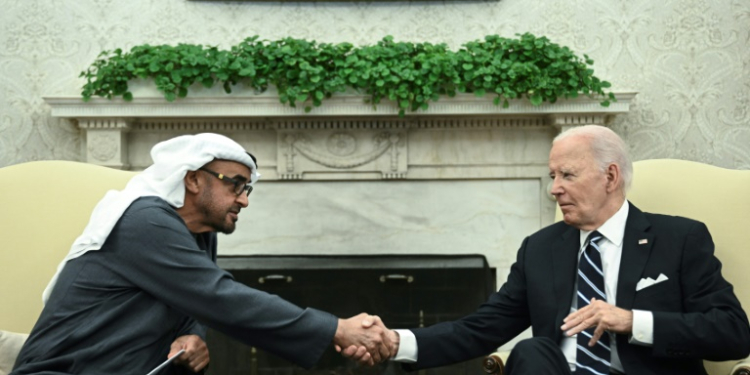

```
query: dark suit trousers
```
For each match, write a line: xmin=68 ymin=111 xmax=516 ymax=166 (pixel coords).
xmin=506 ymin=337 xmax=627 ymax=375
xmin=505 ymin=337 xmax=571 ymax=375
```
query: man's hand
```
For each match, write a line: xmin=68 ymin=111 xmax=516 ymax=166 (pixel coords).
xmin=333 ymin=313 xmax=395 ymax=366
xmin=169 ymin=334 xmax=209 ymax=372
xmin=340 ymin=322 xmax=400 ymax=366
xmin=561 ymin=298 xmax=633 ymax=347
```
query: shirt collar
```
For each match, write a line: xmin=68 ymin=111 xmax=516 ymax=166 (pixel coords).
xmin=579 ymin=200 xmax=629 ymax=247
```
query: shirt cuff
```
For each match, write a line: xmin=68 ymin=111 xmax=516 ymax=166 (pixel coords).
xmin=392 ymin=329 xmax=418 ymax=363
xmin=629 ymin=309 xmax=654 ymax=346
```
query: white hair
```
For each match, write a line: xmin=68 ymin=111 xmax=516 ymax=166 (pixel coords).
xmin=553 ymin=125 xmax=633 ymax=193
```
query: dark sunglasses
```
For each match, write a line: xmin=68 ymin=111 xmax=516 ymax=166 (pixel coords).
xmin=198 ymin=168 xmax=253 ymax=197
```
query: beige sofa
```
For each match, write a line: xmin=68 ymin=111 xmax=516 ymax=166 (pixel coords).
xmin=483 ymin=159 xmax=750 ymax=375
xmin=0 ymin=161 xmax=135 ymax=374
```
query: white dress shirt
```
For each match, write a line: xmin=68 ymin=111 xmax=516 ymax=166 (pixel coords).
xmin=394 ymin=200 xmax=654 ymax=371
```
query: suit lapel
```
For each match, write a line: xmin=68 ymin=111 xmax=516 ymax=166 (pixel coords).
xmin=616 ymin=202 xmax=654 ymax=310
xmin=552 ymin=225 xmax=581 ymax=342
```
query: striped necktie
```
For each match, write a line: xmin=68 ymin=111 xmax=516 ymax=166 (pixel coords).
xmin=574 ymin=231 xmax=610 ymax=375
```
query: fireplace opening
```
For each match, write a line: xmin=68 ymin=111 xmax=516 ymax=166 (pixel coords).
xmin=205 ymin=254 xmax=496 ymax=375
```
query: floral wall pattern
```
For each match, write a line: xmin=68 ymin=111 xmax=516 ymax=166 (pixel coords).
xmin=0 ymin=0 xmax=748 ymax=169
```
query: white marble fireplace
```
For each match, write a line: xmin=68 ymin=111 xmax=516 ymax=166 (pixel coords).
xmin=44 ymin=90 xmax=634 ymax=285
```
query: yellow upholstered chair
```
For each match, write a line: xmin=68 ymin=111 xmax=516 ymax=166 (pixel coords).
xmin=484 ymin=159 xmax=750 ymax=375
xmin=0 ymin=161 xmax=135 ymax=374
xmin=0 ymin=331 xmax=28 ymax=375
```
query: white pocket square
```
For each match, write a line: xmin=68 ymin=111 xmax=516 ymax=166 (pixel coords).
xmin=636 ymin=273 xmax=669 ymax=291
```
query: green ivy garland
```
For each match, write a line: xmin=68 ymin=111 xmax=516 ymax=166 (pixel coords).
xmin=80 ymin=33 xmax=615 ymax=116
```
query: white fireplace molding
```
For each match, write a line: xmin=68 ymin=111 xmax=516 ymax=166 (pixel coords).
xmin=45 ymin=90 xmax=633 ymax=118
xmin=45 ymin=91 xmax=634 ymax=229
xmin=44 ymin=91 xmax=635 ymax=171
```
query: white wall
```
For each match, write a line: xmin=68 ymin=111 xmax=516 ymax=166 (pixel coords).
xmin=1 ymin=0 xmax=749 ymax=168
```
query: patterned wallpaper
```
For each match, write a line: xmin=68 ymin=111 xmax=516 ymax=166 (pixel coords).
xmin=1 ymin=0 xmax=748 ymax=168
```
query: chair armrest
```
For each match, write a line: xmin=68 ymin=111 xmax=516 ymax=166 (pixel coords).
xmin=0 ymin=331 xmax=29 ymax=375
xmin=732 ymin=358 xmax=750 ymax=375
xmin=482 ymin=351 xmax=510 ymax=375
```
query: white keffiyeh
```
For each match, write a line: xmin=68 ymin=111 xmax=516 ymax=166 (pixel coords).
xmin=42 ymin=133 xmax=259 ymax=303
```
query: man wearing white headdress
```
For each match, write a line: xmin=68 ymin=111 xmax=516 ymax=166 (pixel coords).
xmin=11 ymin=133 xmax=393 ymax=375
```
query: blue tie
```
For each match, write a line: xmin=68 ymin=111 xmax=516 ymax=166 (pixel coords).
xmin=574 ymin=231 xmax=611 ymax=375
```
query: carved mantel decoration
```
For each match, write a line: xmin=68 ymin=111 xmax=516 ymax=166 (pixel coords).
xmin=44 ymin=91 xmax=635 ymax=230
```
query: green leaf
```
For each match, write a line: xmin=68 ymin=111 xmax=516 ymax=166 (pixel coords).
xmin=123 ymin=92 xmax=133 ymax=101
xmin=530 ymin=93 xmax=543 ymax=106
xmin=171 ymin=72 xmax=182 ymax=84
xmin=239 ymin=68 xmax=256 ymax=77
xmin=296 ymin=93 xmax=308 ymax=102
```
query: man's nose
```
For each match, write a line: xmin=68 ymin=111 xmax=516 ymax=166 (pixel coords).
xmin=550 ymin=178 xmax=563 ymax=196
xmin=236 ymin=193 xmax=249 ymax=208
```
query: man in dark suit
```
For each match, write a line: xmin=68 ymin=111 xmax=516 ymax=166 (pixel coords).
xmin=343 ymin=125 xmax=750 ymax=374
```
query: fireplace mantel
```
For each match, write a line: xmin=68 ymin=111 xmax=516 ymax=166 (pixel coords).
xmin=44 ymin=91 xmax=634 ymax=246
xmin=44 ymin=91 xmax=635 ymax=172
xmin=45 ymin=89 xmax=633 ymax=119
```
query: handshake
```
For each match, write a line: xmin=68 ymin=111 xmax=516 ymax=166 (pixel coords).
xmin=333 ymin=313 xmax=399 ymax=366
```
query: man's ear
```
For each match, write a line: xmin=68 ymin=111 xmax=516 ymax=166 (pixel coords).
xmin=184 ymin=170 xmax=201 ymax=195
xmin=605 ymin=163 xmax=621 ymax=193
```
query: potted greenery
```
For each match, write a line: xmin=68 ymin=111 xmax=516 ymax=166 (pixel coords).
xmin=80 ymin=33 xmax=615 ymax=116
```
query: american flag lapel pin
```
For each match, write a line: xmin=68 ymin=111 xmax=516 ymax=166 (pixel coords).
xmin=638 ymin=239 xmax=648 ymax=245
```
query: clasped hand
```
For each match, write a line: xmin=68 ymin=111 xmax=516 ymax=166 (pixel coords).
xmin=561 ymin=298 xmax=633 ymax=347
xmin=334 ymin=313 xmax=398 ymax=366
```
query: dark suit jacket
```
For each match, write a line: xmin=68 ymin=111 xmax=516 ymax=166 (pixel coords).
xmin=407 ymin=203 xmax=750 ymax=375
